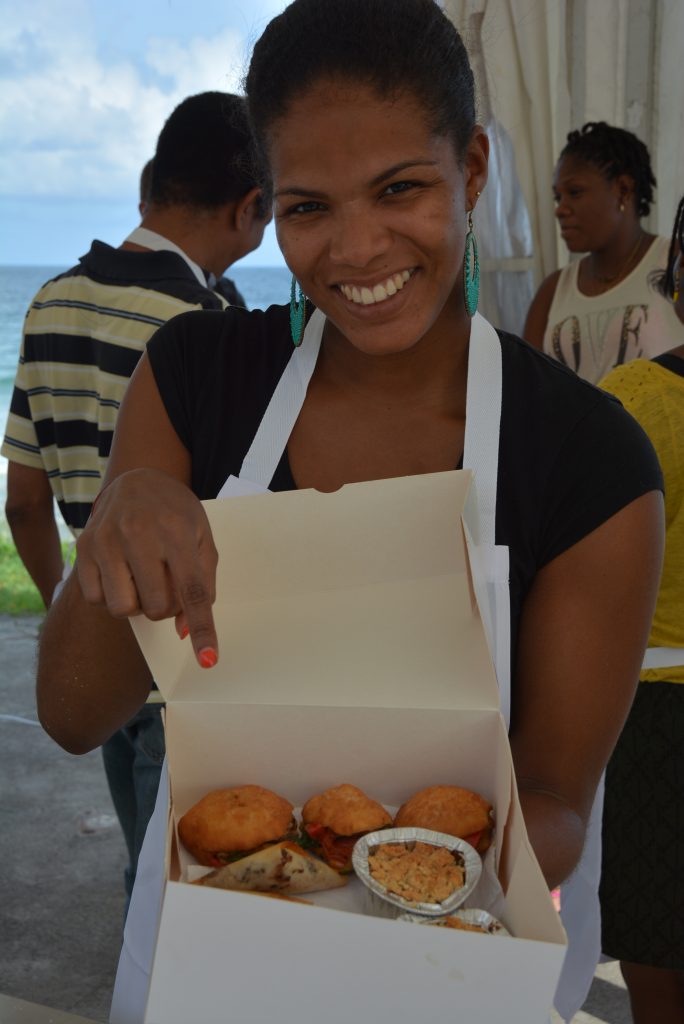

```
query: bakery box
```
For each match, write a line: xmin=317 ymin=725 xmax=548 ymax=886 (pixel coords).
xmin=132 ymin=470 xmax=566 ymax=1023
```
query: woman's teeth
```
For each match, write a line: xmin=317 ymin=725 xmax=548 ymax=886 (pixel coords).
xmin=340 ymin=269 xmax=412 ymax=306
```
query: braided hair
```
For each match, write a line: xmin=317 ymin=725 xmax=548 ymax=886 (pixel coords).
xmin=652 ymin=195 xmax=684 ymax=298
xmin=560 ymin=122 xmax=656 ymax=217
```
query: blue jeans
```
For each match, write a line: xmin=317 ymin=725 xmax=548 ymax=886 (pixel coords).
xmin=101 ymin=702 xmax=165 ymax=909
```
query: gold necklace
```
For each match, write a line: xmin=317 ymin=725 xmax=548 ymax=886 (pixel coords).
xmin=593 ymin=234 xmax=645 ymax=286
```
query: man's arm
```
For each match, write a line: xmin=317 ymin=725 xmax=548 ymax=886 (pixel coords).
xmin=5 ymin=461 xmax=64 ymax=607
xmin=37 ymin=354 xmax=217 ymax=754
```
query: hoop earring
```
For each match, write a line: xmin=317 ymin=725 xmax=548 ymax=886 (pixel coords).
xmin=463 ymin=209 xmax=480 ymax=318
xmin=289 ymin=275 xmax=306 ymax=347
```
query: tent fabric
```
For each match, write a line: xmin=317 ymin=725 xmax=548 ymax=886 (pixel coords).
xmin=444 ymin=0 xmax=570 ymax=333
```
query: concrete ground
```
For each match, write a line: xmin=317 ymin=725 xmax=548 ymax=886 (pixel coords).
xmin=0 ymin=613 xmax=632 ymax=1024
xmin=1 ymin=615 xmax=124 ymax=1022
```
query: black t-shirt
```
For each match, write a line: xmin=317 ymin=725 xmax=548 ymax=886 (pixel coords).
xmin=148 ymin=304 xmax=663 ymax=672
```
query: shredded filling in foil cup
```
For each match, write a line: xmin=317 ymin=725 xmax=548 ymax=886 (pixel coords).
xmin=352 ymin=827 xmax=482 ymax=918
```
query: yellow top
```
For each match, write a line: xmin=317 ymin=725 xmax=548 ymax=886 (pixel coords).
xmin=601 ymin=357 xmax=684 ymax=683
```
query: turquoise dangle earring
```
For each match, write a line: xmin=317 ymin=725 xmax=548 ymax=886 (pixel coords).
xmin=290 ymin=275 xmax=306 ymax=347
xmin=463 ymin=200 xmax=480 ymax=318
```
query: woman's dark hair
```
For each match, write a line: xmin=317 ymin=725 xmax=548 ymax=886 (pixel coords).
xmin=245 ymin=0 xmax=475 ymax=173
xmin=559 ymin=121 xmax=656 ymax=217
xmin=150 ymin=92 xmax=269 ymax=213
xmin=652 ymin=195 xmax=684 ymax=298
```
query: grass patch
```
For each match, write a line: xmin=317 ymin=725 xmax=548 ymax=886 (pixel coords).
xmin=0 ymin=535 xmax=53 ymax=615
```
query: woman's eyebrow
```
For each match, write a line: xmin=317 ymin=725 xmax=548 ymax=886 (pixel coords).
xmin=273 ymin=186 xmax=326 ymax=200
xmin=274 ymin=160 xmax=439 ymax=200
xmin=369 ymin=159 xmax=438 ymax=186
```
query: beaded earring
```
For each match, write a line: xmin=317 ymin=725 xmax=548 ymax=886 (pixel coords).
xmin=463 ymin=207 xmax=480 ymax=318
xmin=290 ymin=275 xmax=306 ymax=347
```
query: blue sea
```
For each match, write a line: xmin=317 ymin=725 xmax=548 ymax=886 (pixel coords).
xmin=0 ymin=264 xmax=290 ymax=532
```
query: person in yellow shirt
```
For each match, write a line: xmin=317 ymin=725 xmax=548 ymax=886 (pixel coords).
xmin=599 ymin=194 xmax=684 ymax=1024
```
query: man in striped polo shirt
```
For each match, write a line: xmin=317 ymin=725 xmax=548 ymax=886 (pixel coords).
xmin=2 ymin=91 xmax=269 ymax=904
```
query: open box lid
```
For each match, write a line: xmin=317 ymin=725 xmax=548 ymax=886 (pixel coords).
xmin=132 ymin=469 xmax=501 ymax=712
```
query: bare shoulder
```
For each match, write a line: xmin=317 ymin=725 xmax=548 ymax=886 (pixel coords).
xmin=523 ymin=269 xmax=563 ymax=349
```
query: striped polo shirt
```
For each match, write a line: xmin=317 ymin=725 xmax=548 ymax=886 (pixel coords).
xmin=2 ymin=240 xmax=228 ymax=533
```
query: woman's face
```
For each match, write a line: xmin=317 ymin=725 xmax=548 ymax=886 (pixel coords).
xmin=269 ymin=80 xmax=488 ymax=356
xmin=552 ymin=155 xmax=631 ymax=254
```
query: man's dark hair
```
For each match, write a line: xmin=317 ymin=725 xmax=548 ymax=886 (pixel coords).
xmin=559 ymin=122 xmax=656 ymax=218
xmin=150 ymin=92 xmax=269 ymax=214
xmin=245 ymin=0 xmax=475 ymax=181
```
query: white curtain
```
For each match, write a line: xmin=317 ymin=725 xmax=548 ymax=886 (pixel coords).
xmin=649 ymin=0 xmax=684 ymax=238
xmin=444 ymin=0 xmax=571 ymax=332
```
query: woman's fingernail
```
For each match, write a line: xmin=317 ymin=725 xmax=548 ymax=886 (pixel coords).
xmin=180 ymin=626 xmax=189 ymax=640
xmin=198 ymin=647 xmax=218 ymax=669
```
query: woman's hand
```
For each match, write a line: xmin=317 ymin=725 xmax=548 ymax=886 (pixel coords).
xmin=76 ymin=467 xmax=220 ymax=668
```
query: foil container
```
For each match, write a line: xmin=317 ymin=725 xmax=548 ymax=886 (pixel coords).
xmin=398 ymin=908 xmax=510 ymax=936
xmin=352 ymin=827 xmax=482 ymax=919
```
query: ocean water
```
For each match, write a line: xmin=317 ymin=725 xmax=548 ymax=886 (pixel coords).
xmin=0 ymin=264 xmax=290 ymax=530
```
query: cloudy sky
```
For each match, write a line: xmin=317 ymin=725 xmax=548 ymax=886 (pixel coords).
xmin=0 ymin=0 xmax=289 ymax=267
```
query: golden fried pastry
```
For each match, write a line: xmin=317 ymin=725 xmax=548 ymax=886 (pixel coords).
xmin=178 ymin=785 xmax=296 ymax=867
xmin=301 ymin=783 xmax=392 ymax=872
xmin=394 ymin=785 xmax=493 ymax=854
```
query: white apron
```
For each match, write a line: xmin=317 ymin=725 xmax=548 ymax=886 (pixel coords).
xmin=110 ymin=309 xmax=593 ymax=1023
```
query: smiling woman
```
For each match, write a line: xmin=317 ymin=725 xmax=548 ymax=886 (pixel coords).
xmin=269 ymin=81 xmax=485 ymax=366
xmin=35 ymin=2 xmax=665 ymax=1021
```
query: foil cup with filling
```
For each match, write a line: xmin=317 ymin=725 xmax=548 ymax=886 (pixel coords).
xmin=352 ymin=827 xmax=482 ymax=919
xmin=398 ymin=908 xmax=510 ymax=936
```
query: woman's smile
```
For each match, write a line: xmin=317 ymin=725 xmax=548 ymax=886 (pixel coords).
xmin=336 ymin=267 xmax=415 ymax=307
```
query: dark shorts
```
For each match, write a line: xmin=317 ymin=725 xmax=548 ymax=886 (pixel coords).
xmin=600 ymin=680 xmax=684 ymax=968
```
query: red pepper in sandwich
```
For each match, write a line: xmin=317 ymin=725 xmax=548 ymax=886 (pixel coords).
xmin=301 ymin=783 xmax=393 ymax=873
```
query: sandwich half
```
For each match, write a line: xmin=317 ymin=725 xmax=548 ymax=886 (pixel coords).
xmin=301 ymin=783 xmax=392 ymax=872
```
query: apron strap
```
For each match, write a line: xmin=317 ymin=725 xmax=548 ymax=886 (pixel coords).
xmin=461 ymin=313 xmax=510 ymax=726
xmin=125 ymin=228 xmax=208 ymax=289
xmin=642 ymin=646 xmax=684 ymax=670
xmin=238 ymin=309 xmax=325 ymax=488
xmin=462 ymin=312 xmax=503 ymax=546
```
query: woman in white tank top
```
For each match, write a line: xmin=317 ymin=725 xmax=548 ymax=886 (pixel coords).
xmin=524 ymin=122 xmax=684 ymax=384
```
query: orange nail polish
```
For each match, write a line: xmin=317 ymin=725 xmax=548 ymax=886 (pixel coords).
xmin=180 ymin=626 xmax=189 ymax=640
xmin=198 ymin=647 xmax=217 ymax=669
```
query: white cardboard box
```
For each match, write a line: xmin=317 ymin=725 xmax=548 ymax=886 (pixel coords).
xmin=133 ymin=470 xmax=566 ymax=1023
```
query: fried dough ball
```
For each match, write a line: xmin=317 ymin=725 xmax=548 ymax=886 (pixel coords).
xmin=302 ymin=783 xmax=392 ymax=835
xmin=178 ymin=785 xmax=295 ymax=866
